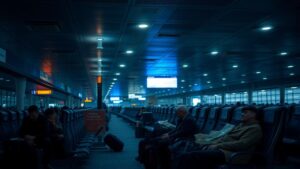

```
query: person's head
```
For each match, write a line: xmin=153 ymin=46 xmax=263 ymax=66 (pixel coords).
xmin=241 ymin=106 xmax=258 ymax=123
xmin=176 ymin=106 xmax=188 ymax=119
xmin=45 ymin=108 xmax=57 ymax=121
xmin=28 ymin=105 xmax=39 ymax=120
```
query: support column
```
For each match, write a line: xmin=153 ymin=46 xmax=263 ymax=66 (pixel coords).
xmin=280 ymin=87 xmax=285 ymax=104
xmin=97 ymin=76 xmax=102 ymax=109
xmin=16 ymin=77 xmax=26 ymax=111
xmin=221 ymin=93 xmax=225 ymax=104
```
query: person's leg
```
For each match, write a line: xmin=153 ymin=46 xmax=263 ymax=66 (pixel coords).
xmin=175 ymin=150 xmax=225 ymax=169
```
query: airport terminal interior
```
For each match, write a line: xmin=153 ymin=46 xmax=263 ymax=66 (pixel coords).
xmin=0 ymin=0 xmax=300 ymax=169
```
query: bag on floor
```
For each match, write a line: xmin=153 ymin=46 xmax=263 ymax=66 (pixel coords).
xmin=104 ymin=134 xmax=124 ymax=152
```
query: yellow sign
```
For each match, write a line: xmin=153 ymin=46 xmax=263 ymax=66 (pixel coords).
xmin=36 ymin=90 xmax=52 ymax=95
xmin=84 ymin=98 xmax=93 ymax=103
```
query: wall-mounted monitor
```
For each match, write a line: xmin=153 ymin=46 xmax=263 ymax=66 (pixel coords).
xmin=147 ymin=77 xmax=177 ymax=88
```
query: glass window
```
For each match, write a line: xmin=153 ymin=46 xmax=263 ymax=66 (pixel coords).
xmin=285 ymin=86 xmax=300 ymax=104
xmin=202 ymin=95 xmax=222 ymax=104
xmin=225 ymin=92 xmax=248 ymax=104
xmin=252 ymin=88 xmax=280 ymax=104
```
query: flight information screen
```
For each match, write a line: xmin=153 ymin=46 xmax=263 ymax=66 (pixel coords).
xmin=147 ymin=77 xmax=177 ymax=88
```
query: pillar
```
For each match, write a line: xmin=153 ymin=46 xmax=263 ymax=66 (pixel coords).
xmin=16 ymin=77 xmax=26 ymax=111
xmin=280 ymin=87 xmax=285 ymax=104
xmin=97 ymin=76 xmax=102 ymax=109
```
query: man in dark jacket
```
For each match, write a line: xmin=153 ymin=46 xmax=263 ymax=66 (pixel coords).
xmin=136 ymin=106 xmax=198 ymax=169
xmin=175 ymin=106 xmax=263 ymax=169
xmin=19 ymin=105 xmax=50 ymax=169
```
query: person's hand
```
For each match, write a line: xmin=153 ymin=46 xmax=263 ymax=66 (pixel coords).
xmin=206 ymin=144 xmax=219 ymax=150
xmin=160 ymin=133 xmax=169 ymax=140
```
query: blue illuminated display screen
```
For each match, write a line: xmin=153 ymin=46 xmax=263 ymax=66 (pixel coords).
xmin=147 ymin=77 xmax=177 ymax=88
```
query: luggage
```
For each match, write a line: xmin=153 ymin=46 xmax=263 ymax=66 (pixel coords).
xmin=104 ymin=134 xmax=124 ymax=152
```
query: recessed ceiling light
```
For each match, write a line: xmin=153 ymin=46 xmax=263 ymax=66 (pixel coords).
xmin=113 ymin=78 xmax=117 ymax=81
xmin=241 ymin=74 xmax=246 ymax=77
xmin=182 ymin=64 xmax=189 ymax=68
xmin=112 ymin=82 xmax=115 ymax=84
xmin=256 ymin=71 xmax=261 ymax=74
xmin=181 ymin=80 xmax=185 ymax=82
xmin=290 ymin=73 xmax=295 ymax=76
xmin=203 ymin=73 xmax=208 ymax=76
xmin=119 ymin=64 xmax=126 ymax=68
xmin=194 ymin=84 xmax=198 ymax=86
xmin=222 ymin=84 xmax=226 ymax=86
xmin=181 ymin=87 xmax=184 ymax=89
xmin=126 ymin=50 xmax=133 ymax=54
xmin=291 ymin=86 xmax=298 ymax=89
xmin=115 ymin=72 xmax=120 ymax=76
xmin=97 ymin=37 xmax=103 ymax=41
xmin=241 ymin=81 xmax=245 ymax=84
xmin=5 ymin=79 xmax=10 ymax=82
xmin=222 ymin=78 xmax=226 ymax=81
xmin=280 ymin=52 xmax=288 ymax=56
xmin=210 ymin=86 xmax=213 ymax=88
xmin=211 ymin=51 xmax=219 ymax=55
xmin=287 ymin=65 xmax=294 ymax=68
xmin=232 ymin=65 xmax=238 ymax=68
xmin=138 ymin=24 xmax=148 ymax=29
xmin=189 ymin=85 xmax=192 ymax=87
xmin=261 ymin=26 xmax=272 ymax=31
xmin=263 ymin=77 xmax=267 ymax=80
xmin=98 ymin=59 xmax=102 ymax=62
xmin=207 ymin=81 xmax=211 ymax=84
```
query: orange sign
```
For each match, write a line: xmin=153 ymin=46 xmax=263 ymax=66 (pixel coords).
xmin=36 ymin=90 xmax=52 ymax=95
xmin=84 ymin=109 xmax=107 ymax=132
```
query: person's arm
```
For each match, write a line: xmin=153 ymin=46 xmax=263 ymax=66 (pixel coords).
xmin=216 ymin=127 xmax=262 ymax=151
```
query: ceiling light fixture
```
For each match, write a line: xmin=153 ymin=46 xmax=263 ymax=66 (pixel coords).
xmin=203 ymin=73 xmax=208 ymax=76
xmin=290 ymin=73 xmax=295 ymax=76
xmin=115 ymin=72 xmax=120 ymax=76
xmin=182 ymin=64 xmax=188 ymax=68
xmin=119 ymin=64 xmax=126 ymax=68
xmin=138 ymin=24 xmax=148 ymax=29
xmin=211 ymin=51 xmax=219 ymax=55
xmin=256 ymin=71 xmax=261 ymax=74
xmin=232 ymin=65 xmax=238 ymax=68
xmin=280 ymin=52 xmax=288 ymax=56
xmin=222 ymin=78 xmax=226 ymax=81
xmin=261 ymin=26 xmax=272 ymax=31
xmin=287 ymin=65 xmax=294 ymax=68
xmin=126 ymin=50 xmax=133 ymax=54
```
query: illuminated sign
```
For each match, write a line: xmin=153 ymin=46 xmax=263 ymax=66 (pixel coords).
xmin=97 ymin=76 xmax=102 ymax=84
xmin=110 ymin=97 xmax=120 ymax=101
xmin=32 ymin=90 xmax=52 ymax=95
xmin=84 ymin=97 xmax=93 ymax=103
xmin=147 ymin=77 xmax=177 ymax=88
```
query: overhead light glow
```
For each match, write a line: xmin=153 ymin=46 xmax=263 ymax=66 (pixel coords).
xmin=116 ymin=72 xmax=120 ymax=76
xmin=113 ymin=78 xmax=117 ymax=81
xmin=126 ymin=50 xmax=133 ymax=54
xmin=291 ymin=86 xmax=298 ymax=89
xmin=222 ymin=78 xmax=226 ymax=81
xmin=290 ymin=73 xmax=295 ymax=76
xmin=287 ymin=65 xmax=294 ymax=68
xmin=211 ymin=51 xmax=219 ymax=55
xmin=182 ymin=64 xmax=189 ymax=68
xmin=207 ymin=81 xmax=211 ymax=84
xmin=263 ymin=77 xmax=268 ymax=80
xmin=181 ymin=80 xmax=185 ymax=82
xmin=98 ymin=59 xmax=102 ymax=62
xmin=5 ymin=79 xmax=10 ymax=82
xmin=0 ymin=77 xmax=4 ymax=80
xmin=138 ymin=24 xmax=149 ymax=29
xmin=241 ymin=81 xmax=245 ymax=83
xmin=256 ymin=71 xmax=261 ymax=74
xmin=203 ymin=73 xmax=208 ymax=76
xmin=280 ymin=52 xmax=288 ymax=56
xmin=119 ymin=64 xmax=126 ymax=68
xmin=261 ymin=26 xmax=272 ymax=31
xmin=232 ymin=65 xmax=238 ymax=68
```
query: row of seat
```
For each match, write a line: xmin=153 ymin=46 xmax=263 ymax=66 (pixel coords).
xmin=113 ymin=104 xmax=300 ymax=167
xmin=0 ymin=108 xmax=27 ymax=147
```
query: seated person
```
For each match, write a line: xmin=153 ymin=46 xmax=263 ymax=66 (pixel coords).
xmin=174 ymin=106 xmax=263 ymax=169
xmin=44 ymin=108 xmax=65 ymax=159
xmin=19 ymin=105 xmax=50 ymax=169
xmin=136 ymin=106 xmax=198 ymax=168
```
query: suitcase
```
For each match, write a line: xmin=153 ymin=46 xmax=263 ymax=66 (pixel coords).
xmin=104 ymin=134 xmax=124 ymax=152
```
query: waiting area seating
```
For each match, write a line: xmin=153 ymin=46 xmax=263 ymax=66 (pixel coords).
xmin=112 ymin=104 xmax=300 ymax=168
